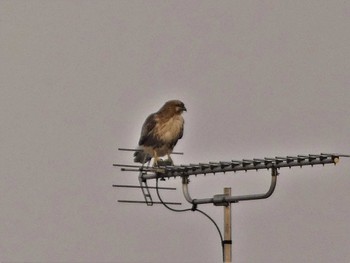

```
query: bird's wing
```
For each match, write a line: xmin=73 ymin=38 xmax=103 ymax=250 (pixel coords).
xmin=138 ymin=113 xmax=157 ymax=146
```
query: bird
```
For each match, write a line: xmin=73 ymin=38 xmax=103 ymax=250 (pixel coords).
xmin=133 ymin=100 xmax=186 ymax=166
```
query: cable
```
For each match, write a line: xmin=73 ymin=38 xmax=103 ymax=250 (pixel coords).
xmin=195 ymin=208 xmax=225 ymax=262
xmin=155 ymin=178 xmax=192 ymax=213
xmin=156 ymin=178 xmax=224 ymax=260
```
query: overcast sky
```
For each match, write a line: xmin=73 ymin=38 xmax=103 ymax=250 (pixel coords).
xmin=1 ymin=1 xmax=350 ymax=263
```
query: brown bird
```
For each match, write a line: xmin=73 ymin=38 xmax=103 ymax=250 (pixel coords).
xmin=134 ymin=100 xmax=186 ymax=166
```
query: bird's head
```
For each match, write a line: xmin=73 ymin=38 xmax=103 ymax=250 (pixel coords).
xmin=164 ymin=100 xmax=187 ymax=114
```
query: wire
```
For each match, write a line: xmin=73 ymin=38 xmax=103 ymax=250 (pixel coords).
xmin=155 ymin=178 xmax=192 ymax=213
xmin=156 ymin=178 xmax=224 ymax=260
xmin=195 ymin=209 xmax=225 ymax=262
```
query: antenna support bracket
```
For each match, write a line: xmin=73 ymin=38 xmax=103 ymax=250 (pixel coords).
xmin=182 ymin=167 xmax=279 ymax=206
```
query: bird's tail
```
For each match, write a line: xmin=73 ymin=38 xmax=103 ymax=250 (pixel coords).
xmin=133 ymin=148 xmax=152 ymax=164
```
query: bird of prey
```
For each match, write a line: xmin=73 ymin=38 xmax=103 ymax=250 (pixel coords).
xmin=134 ymin=100 xmax=186 ymax=166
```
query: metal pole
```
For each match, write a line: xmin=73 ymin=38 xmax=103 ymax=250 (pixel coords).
xmin=223 ymin=187 xmax=232 ymax=263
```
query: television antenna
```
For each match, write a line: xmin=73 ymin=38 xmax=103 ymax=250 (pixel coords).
xmin=114 ymin=149 xmax=349 ymax=263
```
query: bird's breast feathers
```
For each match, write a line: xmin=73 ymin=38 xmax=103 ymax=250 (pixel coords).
xmin=155 ymin=115 xmax=184 ymax=143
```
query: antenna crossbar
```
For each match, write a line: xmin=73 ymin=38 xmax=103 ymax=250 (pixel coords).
xmin=118 ymin=200 xmax=182 ymax=205
xmin=138 ymin=153 xmax=347 ymax=180
xmin=118 ymin=147 xmax=183 ymax=155
xmin=113 ymin=184 xmax=176 ymax=190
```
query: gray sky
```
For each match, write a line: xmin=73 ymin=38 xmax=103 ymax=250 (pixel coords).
xmin=1 ymin=1 xmax=350 ymax=262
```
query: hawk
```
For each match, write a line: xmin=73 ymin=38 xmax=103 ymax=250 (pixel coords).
xmin=134 ymin=100 xmax=186 ymax=165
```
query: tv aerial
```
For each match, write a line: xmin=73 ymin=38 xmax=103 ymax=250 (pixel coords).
xmin=114 ymin=149 xmax=349 ymax=263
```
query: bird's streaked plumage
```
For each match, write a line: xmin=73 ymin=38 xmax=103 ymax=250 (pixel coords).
xmin=134 ymin=100 xmax=186 ymax=165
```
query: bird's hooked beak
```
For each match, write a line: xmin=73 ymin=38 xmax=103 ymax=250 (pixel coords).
xmin=182 ymin=105 xmax=187 ymax=112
